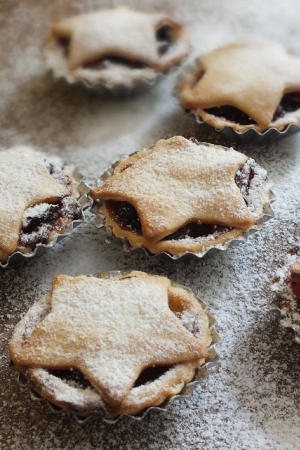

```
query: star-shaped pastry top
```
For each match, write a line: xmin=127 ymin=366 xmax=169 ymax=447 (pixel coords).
xmin=91 ymin=137 xmax=254 ymax=243
xmin=11 ymin=273 xmax=206 ymax=407
xmin=51 ymin=7 xmax=183 ymax=71
xmin=0 ymin=147 xmax=69 ymax=257
xmin=180 ymin=40 xmax=300 ymax=130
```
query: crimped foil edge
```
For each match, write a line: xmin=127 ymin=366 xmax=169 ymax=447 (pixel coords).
xmin=48 ymin=65 xmax=164 ymax=96
xmin=193 ymin=114 xmax=300 ymax=144
xmin=91 ymin=142 xmax=275 ymax=260
xmin=14 ymin=270 xmax=220 ymax=424
xmin=0 ymin=175 xmax=91 ymax=269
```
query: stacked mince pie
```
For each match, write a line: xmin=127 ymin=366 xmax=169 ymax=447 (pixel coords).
xmin=6 ymin=5 xmax=300 ymax=423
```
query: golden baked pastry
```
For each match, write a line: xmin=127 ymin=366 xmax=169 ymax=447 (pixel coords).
xmin=45 ymin=7 xmax=190 ymax=87
xmin=90 ymin=136 xmax=273 ymax=257
xmin=178 ymin=40 xmax=300 ymax=133
xmin=10 ymin=271 xmax=211 ymax=418
xmin=0 ymin=146 xmax=83 ymax=263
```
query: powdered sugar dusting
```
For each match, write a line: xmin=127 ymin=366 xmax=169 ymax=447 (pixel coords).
xmin=2 ymin=0 xmax=300 ymax=449
xmin=45 ymin=8 xmax=189 ymax=87
xmin=95 ymin=138 xmax=253 ymax=240
xmin=178 ymin=309 xmax=205 ymax=340
xmin=237 ymin=158 xmax=271 ymax=219
xmin=271 ymin=251 xmax=300 ymax=336
xmin=10 ymin=273 xmax=210 ymax=419
xmin=11 ymin=274 xmax=207 ymax=407
xmin=23 ymin=203 xmax=51 ymax=223
xmin=0 ymin=147 xmax=69 ymax=256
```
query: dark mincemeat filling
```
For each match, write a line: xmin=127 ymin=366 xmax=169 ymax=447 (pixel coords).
xmin=48 ymin=369 xmax=93 ymax=390
xmin=156 ymin=25 xmax=174 ymax=56
xmin=45 ymin=368 xmax=107 ymax=415
xmin=205 ymin=105 xmax=256 ymax=126
xmin=44 ymin=365 xmax=174 ymax=414
xmin=20 ymin=203 xmax=60 ymax=246
xmin=18 ymin=162 xmax=82 ymax=248
xmin=57 ymin=37 xmax=70 ymax=57
xmin=234 ymin=164 xmax=255 ymax=204
xmin=19 ymin=197 xmax=82 ymax=247
xmin=133 ymin=365 xmax=173 ymax=387
xmin=204 ymin=93 xmax=300 ymax=125
xmin=164 ymin=223 xmax=232 ymax=241
xmin=106 ymin=200 xmax=142 ymax=234
xmin=83 ymin=56 xmax=147 ymax=71
xmin=106 ymin=162 xmax=254 ymax=240
xmin=47 ymin=364 xmax=172 ymax=394
xmin=273 ymin=93 xmax=300 ymax=119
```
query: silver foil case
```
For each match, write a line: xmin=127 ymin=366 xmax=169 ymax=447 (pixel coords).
xmin=0 ymin=172 xmax=91 ymax=268
xmin=176 ymin=58 xmax=300 ymax=144
xmin=13 ymin=271 xmax=220 ymax=424
xmin=91 ymin=143 xmax=275 ymax=260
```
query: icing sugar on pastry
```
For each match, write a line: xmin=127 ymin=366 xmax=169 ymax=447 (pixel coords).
xmin=45 ymin=7 xmax=190 ymax=87
xmin=178 ymin=40 xmax=300 ymax=132
xmin=0 ymin=147 xmax=68 ymax=258
xmin=91 ymin=136 xmax=272 ymax=256
xmin=0 ymin=146 xmax=83 ymax=263
xmin=10 ymin=272 xmax=211 ymax=418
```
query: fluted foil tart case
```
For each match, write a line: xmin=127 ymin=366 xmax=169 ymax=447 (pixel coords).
xmin=46 ymin=67 xmax=166 ymax=97
xmin=44 ymin=8 xmax=190 ymax=97
xmin=0 ymin=173 xmax=91 ymax=269
xmin=192 ymin=114 xmax=300 ymax=144
xmin=175 ymin=58 xmax=300 ymax=144
xmin=91 ymin=141 xmax=275 ymax=260
xmin=12 ymin=271 xmax=220 ymax=424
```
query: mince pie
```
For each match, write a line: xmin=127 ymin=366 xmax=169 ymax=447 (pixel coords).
xmin=10 ymin=271 xmax=212 ymax=418
xmin=272 ymin=250 xmax=300 ymax=341
xmin=45 ymin=7 xmax=190 ymax=88
xmin=178 ymin=40 xmax=300 ymax=133
xmin=90 ymin=136 xmax=273 ymax=257
xmin=0 ymin=146 xmax=84 ymax=264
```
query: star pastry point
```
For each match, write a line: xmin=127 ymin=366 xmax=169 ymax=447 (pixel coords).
xmin=11 ymin=273 xmax=208 ymax=408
